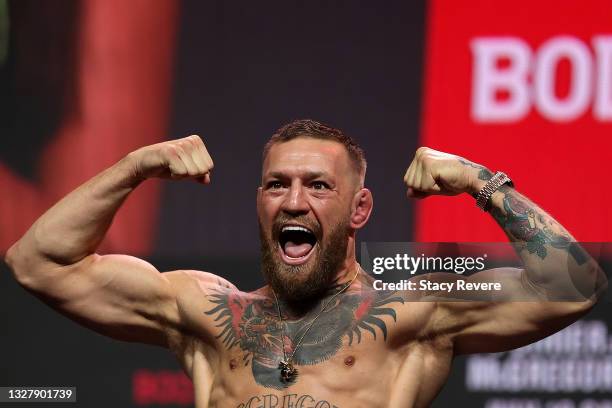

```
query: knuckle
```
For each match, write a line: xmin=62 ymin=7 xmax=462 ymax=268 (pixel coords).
xmin=173 ymin=147 xmax=186 ymax=158
xmin=161 ymin=144 xmax=178 ymax=159
xmin=188 ymin=135 xmax=200 ymax=146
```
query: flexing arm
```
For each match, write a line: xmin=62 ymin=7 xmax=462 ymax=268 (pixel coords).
xmin=404 ymin=147 xmax=607 ymax=353
xmin=5 ymin=135 xmax=214 ymax=346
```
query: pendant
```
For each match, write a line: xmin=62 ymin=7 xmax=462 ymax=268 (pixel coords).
xmin=278 ymin=360 xmax=297 ymax=382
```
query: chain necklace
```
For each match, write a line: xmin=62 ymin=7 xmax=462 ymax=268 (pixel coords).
xmin=272 ymin=267 xmax=360 ymax=383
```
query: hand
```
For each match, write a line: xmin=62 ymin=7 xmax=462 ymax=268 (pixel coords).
xmin=403 ymin=147 xmax=490 ymax=199
xmin=127 ymin=135 xmax=214 ymax=183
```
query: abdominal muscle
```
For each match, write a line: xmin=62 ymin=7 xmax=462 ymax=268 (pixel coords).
xmin=181 ymin=336 xmax=454 ymax=408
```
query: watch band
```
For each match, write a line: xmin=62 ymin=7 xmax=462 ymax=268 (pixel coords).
xmin=475 ymin=171 xmax=513 ymax=211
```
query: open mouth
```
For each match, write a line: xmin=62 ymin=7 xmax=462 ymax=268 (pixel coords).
xmin=278 ymin=225 xmax=318 ymax=264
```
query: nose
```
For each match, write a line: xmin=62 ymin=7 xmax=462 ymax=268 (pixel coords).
xmin=281 ymin=181 xmax=310 ymax=216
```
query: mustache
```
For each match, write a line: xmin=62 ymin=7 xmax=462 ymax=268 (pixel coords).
xmin=272 ymin=214 xmax=322 ymax=241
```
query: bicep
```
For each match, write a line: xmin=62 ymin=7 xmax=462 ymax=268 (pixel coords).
xmin=431 ymin=268 xmax=594 ymax=354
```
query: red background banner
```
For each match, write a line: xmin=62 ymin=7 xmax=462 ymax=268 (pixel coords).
xmin=418 ymin=0 xmax=612 ymax=242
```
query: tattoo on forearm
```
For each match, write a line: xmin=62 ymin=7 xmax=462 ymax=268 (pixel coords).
xmin=205 ymin=289 xmax=403 ymax=389
xmin=458 ymin=159 xmax=494 ymax=181
xmin=490 ymin=190 xmax=587 ymax=265
xmin=236 ymin=393 xmax=339 ymax=408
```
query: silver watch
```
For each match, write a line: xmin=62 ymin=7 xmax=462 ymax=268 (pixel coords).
xmin=475 ymin=171 xmax=513 ymax=211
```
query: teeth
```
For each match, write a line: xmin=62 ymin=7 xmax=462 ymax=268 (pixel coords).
xmin=281 ymin=226 xmax=312 ymax=234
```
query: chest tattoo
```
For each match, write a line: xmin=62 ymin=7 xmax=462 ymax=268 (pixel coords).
xmin=205 ymin=288 xmax=403 ymax=389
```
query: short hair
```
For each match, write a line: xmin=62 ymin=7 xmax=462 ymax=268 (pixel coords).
xmin=262 ymin=119 xmax=367 ymax=183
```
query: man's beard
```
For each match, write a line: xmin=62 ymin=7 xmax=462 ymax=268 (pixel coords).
xmin=259 ymin=216 xmax=349 ymax=304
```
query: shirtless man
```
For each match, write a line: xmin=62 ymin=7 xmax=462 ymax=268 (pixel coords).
xmin=5 ymin=119 xmax=605 ymax=407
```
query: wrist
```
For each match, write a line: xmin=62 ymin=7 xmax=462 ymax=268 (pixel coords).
xmin=468 ymin=177 xmax=487 ymax=196
xmin=117 ymin=152 xmax=146 ymax=188
xmin=473 ymin=171 xmax=513 ymax=211
xmin=456 ymin=158 xmax=494 ymax=196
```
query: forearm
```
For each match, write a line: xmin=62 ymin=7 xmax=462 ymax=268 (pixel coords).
xmin=469 ymin=172 xmax=605 ymax=299
xmin=7 ymin=154 xmax=142 ymax=269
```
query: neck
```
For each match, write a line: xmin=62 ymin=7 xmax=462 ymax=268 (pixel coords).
xmin=331 ymin=234 xmax=359 ymax=285
xmin=277 ymin=266 xmax=362 ymax=319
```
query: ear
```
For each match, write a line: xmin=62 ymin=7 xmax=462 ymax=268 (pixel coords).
xmin=350 ymin=188 xmax=373 ymax=229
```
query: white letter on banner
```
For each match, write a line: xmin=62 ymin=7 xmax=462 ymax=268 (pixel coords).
xmin=471 ymin=37 xmax=532 ymax=123
xmin=534 ymin=36 xmax=592 ymax=122
xmin=593 ymin=35 xmax=612 ymax=121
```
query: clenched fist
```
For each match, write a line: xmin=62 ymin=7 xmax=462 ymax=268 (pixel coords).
xmin=127 ymin=135 xmax=214 ymax=183
xmin=404 ymin=147 xmax=490 ymax=199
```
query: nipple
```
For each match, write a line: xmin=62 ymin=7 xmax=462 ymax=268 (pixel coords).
xmin=344 ymin=356 xmax=355 ymax=367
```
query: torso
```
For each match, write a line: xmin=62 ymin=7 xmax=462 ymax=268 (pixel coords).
xmin=168 ymin=277 xmax=454 ymax=408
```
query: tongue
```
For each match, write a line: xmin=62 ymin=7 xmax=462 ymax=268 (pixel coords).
xmin=284 ymin=241 xmax=313 ymax=258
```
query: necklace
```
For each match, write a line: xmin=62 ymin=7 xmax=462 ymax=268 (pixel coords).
xmin=272 ymin=267 xmax=360 ymax=383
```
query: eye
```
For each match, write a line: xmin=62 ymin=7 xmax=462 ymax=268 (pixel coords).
xmin=266 ymin=181 xmax=283 ymax=190
xmin=311 ymin=181 xmax=330 ymax=190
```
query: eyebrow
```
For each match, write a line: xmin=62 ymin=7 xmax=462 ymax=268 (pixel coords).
xmin=267 ymin=170 xmax=330 ymax=180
